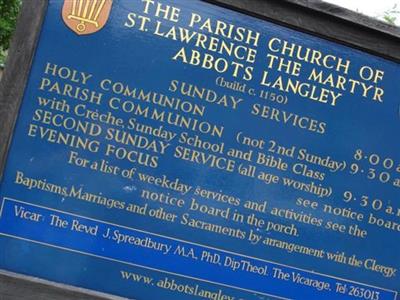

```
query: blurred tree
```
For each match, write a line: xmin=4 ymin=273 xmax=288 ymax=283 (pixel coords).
xmin=0 ymin=0 xmax=21 ymax=65
xmin=382 ymin=4 xmax=400 ymax=25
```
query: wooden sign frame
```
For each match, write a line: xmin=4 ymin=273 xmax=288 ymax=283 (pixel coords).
xmin=0 ymin=0 xmax=399 ymax=298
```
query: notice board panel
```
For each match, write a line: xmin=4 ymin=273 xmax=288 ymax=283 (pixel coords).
xmin=0 ymin=1 xmax=399 ymax=299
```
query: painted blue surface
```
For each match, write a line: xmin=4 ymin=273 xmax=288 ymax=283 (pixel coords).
xmin=0 ymin=1 xmax=399 ymax=299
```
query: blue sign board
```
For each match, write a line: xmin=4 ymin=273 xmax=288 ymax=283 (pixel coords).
xmin=0 ymin=1 xmax=399 ymax=299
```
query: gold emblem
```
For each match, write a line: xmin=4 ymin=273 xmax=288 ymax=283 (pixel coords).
xmin=62 ymin=0 xmax=113 ymax=35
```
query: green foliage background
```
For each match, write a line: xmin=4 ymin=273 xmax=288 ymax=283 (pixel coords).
xmin=0 ymin=0 xmax=21 ymax=65
xmin=383 ymin=4 xmax=400 ymax=25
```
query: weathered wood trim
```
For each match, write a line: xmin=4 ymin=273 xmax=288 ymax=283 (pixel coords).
xmin=0 ymin=0 xmax=48 ymax=181
xmin=0 ymin=271 xmax=124 ymax=300
xmin=282 ymin=0 xmax=400 ymax=38
xmin=207 ymin=0 xmax=400 ymax=62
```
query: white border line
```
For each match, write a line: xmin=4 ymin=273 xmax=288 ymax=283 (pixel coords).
xmin=0 ymin=233 xmax=290 ymax=300
xmin=0 ymin=197 xmax=397 ymax=299
xmin=0 ymin=196 xmax=6 ymax=218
